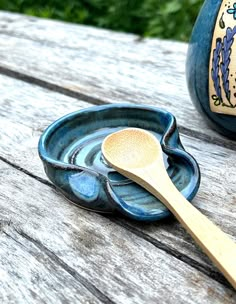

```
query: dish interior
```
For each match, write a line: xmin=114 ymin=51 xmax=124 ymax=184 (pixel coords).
xmin=44 ymin=106 xmax=194 ymax=217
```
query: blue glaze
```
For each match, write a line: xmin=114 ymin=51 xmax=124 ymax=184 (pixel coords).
xmin=69 ymin=172 xmax=100 ymax=202
xmin=38 ymin=104 xmax=200 ymax=221
xmin=186 ymin=0 xmax=236 ymax=139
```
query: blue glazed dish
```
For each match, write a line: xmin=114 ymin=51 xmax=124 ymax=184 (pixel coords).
xmin=38 ymin=104 xmax=200 ymax=221
xmin=186 ymin=0 xmax=236 ymax=139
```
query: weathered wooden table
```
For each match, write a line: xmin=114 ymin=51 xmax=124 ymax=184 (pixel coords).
xmin=0 ymin=11 xmax=235 ymax=304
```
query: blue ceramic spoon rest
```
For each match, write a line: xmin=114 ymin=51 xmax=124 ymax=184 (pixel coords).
xmin=38 ymin=104 xmax=200 ymax=221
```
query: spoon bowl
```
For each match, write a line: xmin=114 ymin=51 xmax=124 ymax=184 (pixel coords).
xmin=102 ymin=128 xmax=236 ymax=289
xmin=103 ymin=128 xmax=161 ymax=169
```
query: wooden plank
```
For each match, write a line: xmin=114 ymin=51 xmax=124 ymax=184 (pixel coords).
xmin=0 ymin=225 xmax=104 ymax=304
xmin=0 ymin=73 xmax=235 ymax=284
xmin=0 ymin=12 xmax=235 ymax=148
xmin=0 ymin=160 xmax=235 ymax=303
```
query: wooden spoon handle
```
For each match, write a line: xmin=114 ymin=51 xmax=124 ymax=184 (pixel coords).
xmin=165 ymin=188 xmax=236 ymax=289
xmin=136 ymin=165 xmax=236 ymax=289
xmin=102 ymin=127 xmax=236 ymax=288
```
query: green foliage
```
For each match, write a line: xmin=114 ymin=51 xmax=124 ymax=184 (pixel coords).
xmin=0 ymin=0 xmax=204 ymax=41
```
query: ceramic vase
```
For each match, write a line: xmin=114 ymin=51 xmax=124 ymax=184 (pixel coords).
xmin=186 ymin=0 xmax=236 ymax=139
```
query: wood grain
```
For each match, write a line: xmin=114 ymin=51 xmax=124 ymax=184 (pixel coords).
xmin=0 ymin=225 xmax=104 ymax=304
xmin=0 ymin=74 xmax=235 ymax=281
xmin=102 ymin=128 xmax=236 ymax=288
xmin=0 ymin=12 xmax=235 ymax=301
xmin=0 ymin=12 xmax=235 ymax=148
xmin=0 ymin=160 xmax=235 ymax=303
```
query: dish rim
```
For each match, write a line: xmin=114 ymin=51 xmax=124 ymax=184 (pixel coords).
xmin=38 ymin=103 xmax=201 ymax=221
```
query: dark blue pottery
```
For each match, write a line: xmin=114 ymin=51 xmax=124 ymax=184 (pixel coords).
xmin=38 ymin=104 xmax=200 ymax=221
xmin=186 ymin=0 xmax=236 ymax=139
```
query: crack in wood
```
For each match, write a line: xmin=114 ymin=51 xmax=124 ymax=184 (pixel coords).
xmin=0 ymin=30 xmax=104 ymax=53
xmin=9 ymin=227 xmax=116 ymax=304
xmin=0 ymin=155 xmax=233 ymax=290
xmin=0 ymin=155 xmax=54 ymax=188
xmin=0 ymin=65 xmax=235 ymax=151
xmin=0 ymin=66 xmax=106 ymax=106
xmin=3 ymin=229 xmax=29 ymax=250
xmin=0 ymin=30 xmax=148 ymax=67
xmin=179 ymin=126 xmax=236 ymax=151
xmin=0 ymin=13 xmax=234 ymax=301
xmin=111 ymin=219 xmax=232 ymax=290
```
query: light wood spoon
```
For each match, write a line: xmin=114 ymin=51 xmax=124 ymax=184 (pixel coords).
xmin=102 ymin=128 xmax=236 ymax=289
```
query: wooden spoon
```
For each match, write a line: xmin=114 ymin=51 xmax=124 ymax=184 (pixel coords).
xmin=102 ymin=128 xmax=236 ymax=289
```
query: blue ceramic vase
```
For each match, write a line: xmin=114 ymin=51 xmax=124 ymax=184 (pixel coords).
xmin=186 ymin=0 xmax=236 ymax=139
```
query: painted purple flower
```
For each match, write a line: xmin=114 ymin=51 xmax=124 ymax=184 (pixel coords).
xmin=211 ymin=38 xmax=222 ymax=104
xmin=221 ymin=26 xmax=236 ymax=107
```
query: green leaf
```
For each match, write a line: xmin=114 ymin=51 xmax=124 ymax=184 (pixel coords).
xmin=0 ymin=0 xmax=204 ymax=41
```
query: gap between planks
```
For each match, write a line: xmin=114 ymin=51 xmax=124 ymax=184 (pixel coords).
xmin=0 ymin=12 xmax=234 ymax=299
xmin=3 ymin=227 xmax=115 ymax=304
xmin=2 ymin=66 xmax=235 ymax=288
xmin=0 ymin=153 xmax=232 ymax=290
xmin=0 ymin=13 xmax=235 ymax=149
xmin=0 ymin=64 xmax=236 ymax=152
xmin=1 ymin=159 xmax=235 ymax=303
xmin=0 ymin=224 xmax=112 ymax=304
